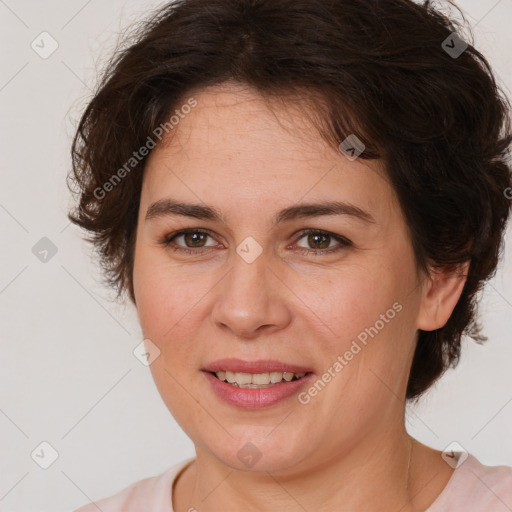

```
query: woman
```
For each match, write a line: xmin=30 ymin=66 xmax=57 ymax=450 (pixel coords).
xmin=69 ymin=0 xmax=512 ymax=510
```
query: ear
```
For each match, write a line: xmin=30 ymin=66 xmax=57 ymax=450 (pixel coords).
xmin=417 ymin=261 xmax=470 ymax=331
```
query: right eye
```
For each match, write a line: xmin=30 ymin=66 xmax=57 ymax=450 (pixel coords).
xmin=160 ymin=228 xmax=220 ymax=254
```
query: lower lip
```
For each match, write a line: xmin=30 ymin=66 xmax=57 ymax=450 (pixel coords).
xmin=203 ymin=371 xmax=314 ymax=409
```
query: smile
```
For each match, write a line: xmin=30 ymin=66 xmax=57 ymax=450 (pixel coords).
xmin=213 ymin=371 xmax=308 ymax=388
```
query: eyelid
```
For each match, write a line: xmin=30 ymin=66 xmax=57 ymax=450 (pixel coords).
xmin=295 ymin=229 xmax=352 ymax=245
xmin=160 ymin=227 xmax=352 ymax=255
xmin=161 ymin=228 xmax=220 ymax=250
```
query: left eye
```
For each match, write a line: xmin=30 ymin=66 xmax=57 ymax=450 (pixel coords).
xmin=294 ymin=229 xmax=352 ymax=254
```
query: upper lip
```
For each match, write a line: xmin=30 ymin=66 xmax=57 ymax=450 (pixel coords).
xmin=202 ymin=358 xmax=313 ymax=374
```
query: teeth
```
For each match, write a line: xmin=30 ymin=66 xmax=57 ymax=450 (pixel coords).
xmin=214 ymin=371 xmax=307 ymax=387
xmin=252 ymin=372 xmax=271 ymax=385
xmin=270 ymin=371 xmax=282 ymax=383
xmin=235 ymin=372 xmax=252 ymax=385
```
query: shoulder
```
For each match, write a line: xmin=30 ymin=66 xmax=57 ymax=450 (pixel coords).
xmin=429 ymin=453 xmax=512 ymax=511
xmin=73 ymin=458 xmax=194 ymax=512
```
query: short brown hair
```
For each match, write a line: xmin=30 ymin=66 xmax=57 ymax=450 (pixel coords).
xmin=67 ymin=0 xmax=512 ymax=400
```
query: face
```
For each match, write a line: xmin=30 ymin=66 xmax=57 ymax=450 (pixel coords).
xmin=132 ymin=81 xmax=427 ymax=474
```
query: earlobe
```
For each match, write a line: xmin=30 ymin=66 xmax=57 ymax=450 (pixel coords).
xmin=417 ymin=261 xmax=470 ymax=331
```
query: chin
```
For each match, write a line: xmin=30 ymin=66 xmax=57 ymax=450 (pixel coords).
xmin=202 ymin=432 xmax=311 ymax=474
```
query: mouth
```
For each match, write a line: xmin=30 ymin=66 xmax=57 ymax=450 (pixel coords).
xmin=208 ymin=370 xmax=311 ymax=388
xmin=202 ymin=358 xmax=314 ymax=385
xmin=201 ymin=359 xmax=315 ymax=408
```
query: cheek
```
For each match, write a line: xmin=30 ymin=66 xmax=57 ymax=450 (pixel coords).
xmin=294 ymin=256 xmax=419 ymax=389
xmin=133 ymin=249 xmax=218 ymax=392
xmin=134 ymin=254 xmax=207 ymax=423
xmin=291 ymin=260 xmax=403 ymax=340
xmin=134 ymin=248 xmax=205 ymax=337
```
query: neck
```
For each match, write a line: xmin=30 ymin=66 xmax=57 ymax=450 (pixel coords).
xmin=178 ymin=430 xmax=428 ymax=512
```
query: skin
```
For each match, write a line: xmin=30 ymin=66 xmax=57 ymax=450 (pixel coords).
xmin=132 ymin=80 xmax=468 ymax=512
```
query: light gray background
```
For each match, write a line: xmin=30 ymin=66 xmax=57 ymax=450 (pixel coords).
xmin=0 ymin=0 xmax=511 ymax=511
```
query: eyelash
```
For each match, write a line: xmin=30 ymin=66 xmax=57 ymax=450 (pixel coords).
xmin=159 ymin=228 xmax=352 ymax=256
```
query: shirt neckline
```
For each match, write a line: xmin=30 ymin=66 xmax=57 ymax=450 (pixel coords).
xmin=424 ymin=452 xmax=475 ymax=511
xmin=169 ymin=457 xmax=196 ymax=510
xmin=167 ymin=453 xmax=474 ymax=511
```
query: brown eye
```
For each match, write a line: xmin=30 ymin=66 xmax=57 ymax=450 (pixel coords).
xmin=181 ymin=231 xmax=208 ymax=247
xmin=160 ymin=228 xmax=218 ymax=254
xmin=305 ymin=233 xmax=331 ymax=249
xmin=295 ymin=229 xmax=352 ymax=255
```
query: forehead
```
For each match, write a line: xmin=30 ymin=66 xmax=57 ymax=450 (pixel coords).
xmin=164 ymin=82 xmax=333 ymax=162
xmin=141 ymin=82 xmax=395 ymax=219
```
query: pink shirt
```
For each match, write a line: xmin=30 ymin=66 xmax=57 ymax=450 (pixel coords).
xmin=74 ymin=454 xmax=512 ymax=511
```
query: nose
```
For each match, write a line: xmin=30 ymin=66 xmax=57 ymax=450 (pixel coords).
xmin=211 ymin=248 xmax=292 ymax=339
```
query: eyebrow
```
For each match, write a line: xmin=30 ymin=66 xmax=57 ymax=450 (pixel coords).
xmin=145 ymin=198 xmax=375 ymax=225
